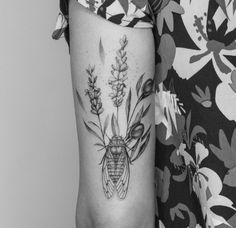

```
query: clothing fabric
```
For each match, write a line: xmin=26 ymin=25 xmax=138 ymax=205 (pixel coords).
xmin=52 ymin=0 xmax=155 ymax=45
xmin=53 ymin=1 xmax=236 ymax=227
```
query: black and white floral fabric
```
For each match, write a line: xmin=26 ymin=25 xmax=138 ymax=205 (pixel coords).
xmin=53 ymin=0 xmax=236 ymax=227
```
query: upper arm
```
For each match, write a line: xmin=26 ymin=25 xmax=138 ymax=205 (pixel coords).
xmin=69 ymin=1 xmax=156 ymax=227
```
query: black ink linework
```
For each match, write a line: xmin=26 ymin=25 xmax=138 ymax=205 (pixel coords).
xmin=75 ymin=88 xmax=86 ymax=112
xmin=102 ymin=72 xmax=153 ymax=199
xmin=84 ymin=64 xmax=106 ymax=146
xmin=78 ymin=35 xmax=154 ymax=199
xmin=108 ymin=35 xmax=128 ymax=122
xmin=99 ymin=38 xmax=105 ymax=64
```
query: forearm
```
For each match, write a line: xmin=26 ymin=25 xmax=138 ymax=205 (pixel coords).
xmin=69 ymin=1 xmax=156 ymax=227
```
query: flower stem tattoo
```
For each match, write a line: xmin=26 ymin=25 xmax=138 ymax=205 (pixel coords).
xmin=78 ymin=35 xmax=154 ymax=199
xmin=84 ymin=65 xmax=106 ymax=145
xmin=109 ymin=35 xmax=128 ymax=122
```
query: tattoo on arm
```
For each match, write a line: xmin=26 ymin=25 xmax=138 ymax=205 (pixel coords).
xmin=76 ymin=35 xmax=154 ymax=199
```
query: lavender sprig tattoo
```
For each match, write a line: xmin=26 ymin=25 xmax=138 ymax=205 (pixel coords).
xmin=77 ymin=35 xmax=153 ymax=200
xmin=85 ymin=65 xmax=104 ymax=115
xmin=108 ymin=35 xmax=128 ymax=121
xmin=84 ymin=64 xmax=106 ymax=146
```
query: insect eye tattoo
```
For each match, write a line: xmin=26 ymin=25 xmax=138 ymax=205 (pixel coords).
xmin=76 ymin=35 xmax=154 ymax=199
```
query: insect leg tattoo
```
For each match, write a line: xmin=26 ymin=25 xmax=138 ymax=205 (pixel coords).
xmin=77 ymin=35 xmax=154 ymax=199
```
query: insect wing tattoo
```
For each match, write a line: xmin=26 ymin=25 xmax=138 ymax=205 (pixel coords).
xmin=77 ymin=35 xmax=153 ymax=199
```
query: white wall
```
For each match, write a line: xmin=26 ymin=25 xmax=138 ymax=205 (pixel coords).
xmin=0 ymin=1 xmax=79 ymax=227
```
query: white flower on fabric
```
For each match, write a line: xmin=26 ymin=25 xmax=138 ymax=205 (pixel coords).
xmin=155 ymin=83 xmax=183 ymax=139
xmin=179 ymin=142 xmax=236 ymax=227
xmin=180 ymin=142 xmax=221 ymax=196
xmin=174 ymin=0 xmax=236 ymax=121
xmin=159 ymin=220 xmax=166 ymax=228
xmin=203 ymin=193 xmax=236 ymax=227
xmin=176 ymin=0 xmax=236 ymax=79
xmin=194 ymin=225 xmax=202 ymax=228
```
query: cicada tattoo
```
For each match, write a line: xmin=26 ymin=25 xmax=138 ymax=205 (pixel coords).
xmin=102 ymin=136 xmax=130 ymax=199
xmin=77 ymin=35 xmax=153 ymax=199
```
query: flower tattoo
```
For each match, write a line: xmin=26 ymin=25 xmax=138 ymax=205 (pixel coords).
xmin=77 ymin=35 xmax=154 ymax=199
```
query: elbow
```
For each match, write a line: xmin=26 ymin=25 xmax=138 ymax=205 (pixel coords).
xmin=76 ymin=205 xmax=155 ymax=228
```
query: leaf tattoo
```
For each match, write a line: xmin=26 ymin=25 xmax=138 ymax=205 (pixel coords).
xmin=75 ymin=89 xmax=86 ymax=112
xmin=99 ymin=38 xmax=105 ymax=64
xmin=125 ymin=89 xmax=132 ymax=123
xmin=136 ymin=73 xmax=144 ymax=97
xmin=111 ymin=113 xmax=120 ymax=136
xmin=83 ymin=121 xmax=104 ymax=144
xmin=103 ymin=115 xmax=109 ymax=135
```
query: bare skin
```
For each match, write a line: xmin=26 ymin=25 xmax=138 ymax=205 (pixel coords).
xmin=69 ymin=0 xmax=156 ymax=227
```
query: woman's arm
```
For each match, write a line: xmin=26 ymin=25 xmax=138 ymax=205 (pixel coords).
xmin=69 ymin=1 xmax=156 ymax=227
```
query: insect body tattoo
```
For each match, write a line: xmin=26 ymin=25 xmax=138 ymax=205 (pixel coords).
xmin=78 ymin=35 xmax=153 ymax=199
